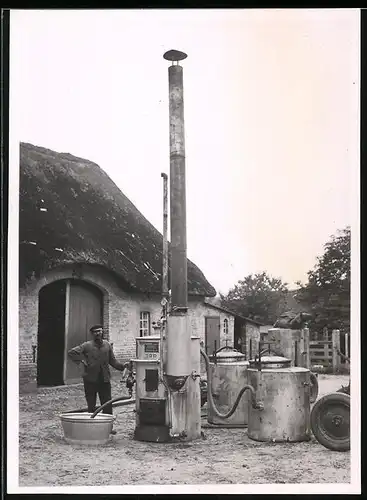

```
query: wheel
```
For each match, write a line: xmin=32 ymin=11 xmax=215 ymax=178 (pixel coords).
xmin=311 ymin=392 xmax=350 ymax=451
xmin=309 ymin=372 xmax=319 ymax=404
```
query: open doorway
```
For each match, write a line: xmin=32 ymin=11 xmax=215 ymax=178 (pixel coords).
xmin=37 ymin=281 xmax=66 ymax=386
xmin=37 ymin=279 xmax=104 ymax=386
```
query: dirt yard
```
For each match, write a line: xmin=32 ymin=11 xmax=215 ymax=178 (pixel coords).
xmin=18 ymin=374 xmax=350 ymax=486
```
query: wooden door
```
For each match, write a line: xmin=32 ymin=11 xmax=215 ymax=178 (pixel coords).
xmin=205 ymin=316 xmax=220 ymax=355
xmin=64 ymin=280 xmax=103 ymax=383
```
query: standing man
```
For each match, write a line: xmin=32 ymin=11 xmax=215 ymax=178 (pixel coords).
xmin=68 ymin=324 xmax=129 ymax=433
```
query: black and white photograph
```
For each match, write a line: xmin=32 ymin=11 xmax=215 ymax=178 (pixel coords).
xmin=6 ymin=8 xmax=360 ymax=494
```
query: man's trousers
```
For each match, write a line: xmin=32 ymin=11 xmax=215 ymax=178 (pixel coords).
xmin=83 ymin=378 xmax=113 ymax=414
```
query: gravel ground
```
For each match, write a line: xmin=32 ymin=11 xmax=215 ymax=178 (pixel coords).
xmin=18 ymin=374 xmax=350 ymax=487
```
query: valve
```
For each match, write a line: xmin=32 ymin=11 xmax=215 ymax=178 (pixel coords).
xmin=253 ymin=401 xmax=264 ymax=411
xmin=125 ymin=372 xmax=136 ymax=398
xmin=121 ymin=360 xmax=136 ymax=398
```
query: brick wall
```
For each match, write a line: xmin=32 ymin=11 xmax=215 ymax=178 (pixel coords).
xmin=19 ymin=263 xmax=217 ymax=392
xmin=19 ymin=264 xmax=165 ymax=392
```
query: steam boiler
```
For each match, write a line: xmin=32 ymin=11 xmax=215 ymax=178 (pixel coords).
xmin=207 ymin=346 xmax=250 ymax=427
xmin=133 ymin=335 xmax=201 ymax=442
xmin=133 ymin=336 xmax=169 ymax=442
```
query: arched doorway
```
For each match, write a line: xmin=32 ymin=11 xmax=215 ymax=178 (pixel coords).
xmin=37 ymin=279 xmax=103 ymax=386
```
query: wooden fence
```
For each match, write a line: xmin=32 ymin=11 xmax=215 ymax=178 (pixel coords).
xmin=237 ymin=327 xmax=348 ymax=373
xmin=309 ymin=329 xmax=345 ymax=372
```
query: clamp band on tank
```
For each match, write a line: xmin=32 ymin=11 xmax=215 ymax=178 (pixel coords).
xmin=200 ymin=349 xmax=264 ymax=419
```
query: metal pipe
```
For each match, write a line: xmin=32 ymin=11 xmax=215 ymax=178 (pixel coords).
xmin=168 ymin=62 xmax=187 ymax=311
xmin=295 ymin=340 xmax=299 ymax=366
xmin=161 ymin=172 xmax=169 ymax=299
xmin=160 ymin=172 xmax=169 ymax=382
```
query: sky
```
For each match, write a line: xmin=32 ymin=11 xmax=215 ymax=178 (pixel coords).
xmin=10 ymin=9 xmax=360 ymax=295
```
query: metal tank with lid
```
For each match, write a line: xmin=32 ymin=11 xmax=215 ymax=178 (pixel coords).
xmin=247 ymin=351 xmax=311 ymax=442
xmin=207 ymin=346 xmax=249 ymax=427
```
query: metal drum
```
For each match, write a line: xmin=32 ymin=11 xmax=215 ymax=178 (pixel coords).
xmin=247 ymin=355 xmax=311 ymax=442
xmin=207 ymin=347 xmax=249 ymax=427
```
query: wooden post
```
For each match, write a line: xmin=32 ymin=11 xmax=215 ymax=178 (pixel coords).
xmin=302 ymin=327 xmax=311 ymax=370
xmin=63 ymin=279 xmax=71 ymax=382
xmin=332 ymin=329 xmax=341 ymax=372
xmin=299 ymin=329 xmax=304 ymax=366
xmin=323 ymin=326 xmax=329 ymax=341
xmin=345 ymin=332 xmax=349 ymax=360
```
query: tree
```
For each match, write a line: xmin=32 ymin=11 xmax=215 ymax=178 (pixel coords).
xmin=220 ymin=271 xmax=289 ymax=325
xmin=295 ymin=227 xmax=350 ymax=334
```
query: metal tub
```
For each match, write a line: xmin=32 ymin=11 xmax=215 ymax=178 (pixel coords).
xmin=60 ymin=413 xmax=115 ymax=445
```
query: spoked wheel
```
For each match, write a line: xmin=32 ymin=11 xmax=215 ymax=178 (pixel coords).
xmin=311 ymin=392 xmax=350 ymax=452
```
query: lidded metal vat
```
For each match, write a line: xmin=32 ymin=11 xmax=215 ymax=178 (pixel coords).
xmin=247 ymin=354 xmax=311 ymax=442
xmin=207 ymin=346 xmax=249 ymax=427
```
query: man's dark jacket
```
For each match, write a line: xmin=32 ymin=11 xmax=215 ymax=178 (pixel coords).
xmin=68 ymin=340 xmax=127 ymax=383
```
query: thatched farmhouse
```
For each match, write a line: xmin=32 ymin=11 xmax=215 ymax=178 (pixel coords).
xmin=19 ymin=142 xmax=236 ymax=392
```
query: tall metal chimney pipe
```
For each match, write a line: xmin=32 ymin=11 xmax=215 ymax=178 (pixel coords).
xmin=165 ymin=50 xmax=188 ymax=311
xmin=163 ymin=49 xmax=190 ymax=390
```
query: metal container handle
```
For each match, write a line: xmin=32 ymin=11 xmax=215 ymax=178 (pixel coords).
xmin=214 ymin=345 xmax=240 ymax=354
xmin=253 ymin=341 xmax=282 ymax=371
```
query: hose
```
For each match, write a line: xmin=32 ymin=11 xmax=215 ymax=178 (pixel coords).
xmin=65 ymin=398 xmax=135 ymax=414
xmin=90 ymin=395 xmax=132 ymax=418
xmin=200 ymin=348 xmax=263 ymax=419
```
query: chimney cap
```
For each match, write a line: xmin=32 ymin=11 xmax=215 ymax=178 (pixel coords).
xmin=163 ymin=49 xmax=188 ymax=61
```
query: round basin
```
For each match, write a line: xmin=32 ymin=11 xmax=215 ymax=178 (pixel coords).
xmin=60 ymin=413 xmax=115 ymax=445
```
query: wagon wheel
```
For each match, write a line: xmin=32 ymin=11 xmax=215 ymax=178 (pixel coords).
xmin=309 ymin=372 xmax=319 ymax=403
xmin=311 ymin=392 xmax=350 ymax=452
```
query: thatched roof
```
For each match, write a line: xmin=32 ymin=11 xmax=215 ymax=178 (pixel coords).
xmin=19 ymin=142 xmax=216 ymax=297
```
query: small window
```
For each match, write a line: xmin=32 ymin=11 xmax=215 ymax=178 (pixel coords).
xmin=223 ymin=318 xmax=229 ymax=336
xmin=140 ymin=311 xmax=151 ymax=336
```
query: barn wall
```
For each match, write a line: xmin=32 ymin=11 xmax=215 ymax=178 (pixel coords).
xmin=19 ymin=264 xmax=163 ymax=392
xmin=19 ymin=264 xmax=218 ymax=392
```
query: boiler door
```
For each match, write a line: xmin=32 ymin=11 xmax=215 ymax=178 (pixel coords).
xmin=139 ymin=398 xmax=166 ymax=426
